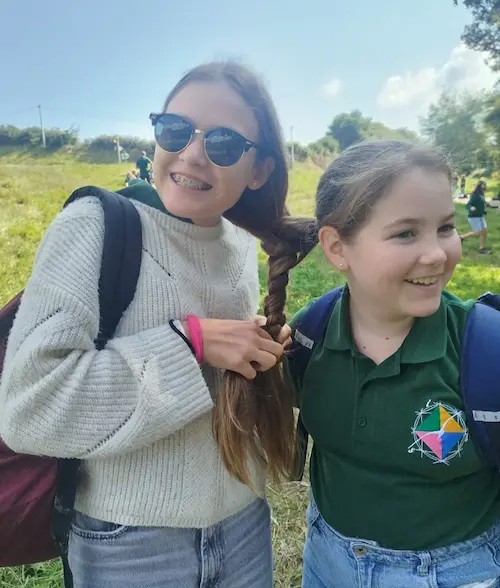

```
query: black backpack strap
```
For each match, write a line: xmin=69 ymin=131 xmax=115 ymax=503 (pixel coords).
xmin=52 ymin=186 xmax=142 ymax=587
xmin=289 ymin=286 xmax=344 ymax=481
xmin=64 ymin=186 xmax=143 ymax=349
xmin=461 ymin=292 xmax=500 ymax=470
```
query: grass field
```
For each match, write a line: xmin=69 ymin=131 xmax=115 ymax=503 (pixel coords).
xmin=1 ymin=153 xmax=500 ymax=587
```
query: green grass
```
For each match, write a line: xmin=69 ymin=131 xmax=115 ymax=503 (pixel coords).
xmin=1 ymin=155 xmax=500 ymax=586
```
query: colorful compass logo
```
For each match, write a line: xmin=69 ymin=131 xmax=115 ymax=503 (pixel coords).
xmin=408 ymin=401 xmax=468 ymax=464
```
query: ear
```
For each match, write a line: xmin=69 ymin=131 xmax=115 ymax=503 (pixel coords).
xmin=318 ymin=225 xmax=348 ymax=272
xmin=248 ymin=156 xmax=275 ymax=191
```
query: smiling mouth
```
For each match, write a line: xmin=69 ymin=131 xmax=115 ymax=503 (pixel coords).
xmin=405 ymin=276 xmax=440 ymax=286
xmin=171 ymin=173 xmax=212 ymax=191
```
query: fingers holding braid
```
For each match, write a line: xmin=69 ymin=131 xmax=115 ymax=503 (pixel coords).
xmin=262 ymin=216 xmax=318 ymax=335
xmin=213 ymin=216 xmax=318 ymax=488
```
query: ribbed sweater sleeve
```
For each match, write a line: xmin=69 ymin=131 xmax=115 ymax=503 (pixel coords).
xmin=0 ymin=198 xmax=214 ymax=459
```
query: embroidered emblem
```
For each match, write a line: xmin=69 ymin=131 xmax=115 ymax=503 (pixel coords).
xmin=408 ymin=400 xmax=468 ymax=464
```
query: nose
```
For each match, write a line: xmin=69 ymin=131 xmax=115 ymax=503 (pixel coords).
xmin=419 ymin=238 xmax=448 ymax=267
xmin=179 ymin=131 xmax=209 ymax=167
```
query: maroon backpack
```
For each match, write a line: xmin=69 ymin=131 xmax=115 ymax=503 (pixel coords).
xmin=0 ymin=186 xmax=142 ymax=585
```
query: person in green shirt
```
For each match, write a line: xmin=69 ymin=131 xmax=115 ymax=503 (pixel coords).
xmin=460 ymin=181 xmax=490 ymax=254
xmin=285 ymin=141 xmax=500 ymax=588
xmin=136 ymin=150 xmax=153 ymax=183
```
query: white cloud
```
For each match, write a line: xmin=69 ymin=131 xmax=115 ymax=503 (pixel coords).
xmin=377 ymin=44 xmax=497 ymax=111
xmin=322 ymin=78 xmax=342 ymax=98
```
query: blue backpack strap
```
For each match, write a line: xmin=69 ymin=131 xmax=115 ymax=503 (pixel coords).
xmin=53 ymin=186 xmax=142 ymax=588
xmin=290 ymin=286 xmax=344 ymax=480
xmin=288 ymin=286 xmax=344 ymax=386
xmin=461 ymin=292 xmax=500 ymax=470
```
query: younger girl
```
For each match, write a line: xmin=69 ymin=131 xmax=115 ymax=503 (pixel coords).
xmin=286 ymin=141 xmax=500 ymax=587
xmin=0 ymin=61 xmax=301 ymax=588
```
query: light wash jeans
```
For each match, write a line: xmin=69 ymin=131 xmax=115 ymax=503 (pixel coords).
xmin=68 ymin=498 xmax=272 ymax=588
xmin=303 ymin=494 xmax=500 ymax=588
xmin=468 ymin=216 xmax=487 ymax=232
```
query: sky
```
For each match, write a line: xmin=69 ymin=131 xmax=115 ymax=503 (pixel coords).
xmin=1 ymin=0 xmax=498 ymax=145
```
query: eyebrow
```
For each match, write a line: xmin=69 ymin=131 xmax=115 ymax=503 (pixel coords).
xmin=384 ymin=212 xmax=456 ymax=230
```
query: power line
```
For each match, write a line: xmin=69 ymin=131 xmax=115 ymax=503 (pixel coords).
xmin=0 ymin=106 xmax=38 ymax=118
xmin=2 ymin=104 xmax=148 ymax=128
xmin=41 ymin=106 xmax=147 ymax=126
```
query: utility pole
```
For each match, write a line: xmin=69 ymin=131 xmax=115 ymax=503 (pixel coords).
xmin=38 ymin=105 xmax=46 ymax=148
xmin=290 ymin=126 xmax=295 ymax=168
xmin=113 ymin=137 xmax=121 ymax=163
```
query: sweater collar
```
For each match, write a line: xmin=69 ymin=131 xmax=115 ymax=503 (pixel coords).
xmin=118 ymin=182 xmax=225 ymax=239
xmin=134 ymin=200 xmax=225 ymax=240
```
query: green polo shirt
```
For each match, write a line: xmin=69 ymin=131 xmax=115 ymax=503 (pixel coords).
xmin=286 ymin=288 xmax=500 ymax=550
xmin=467 ymin=191 xmax=486 ymax=217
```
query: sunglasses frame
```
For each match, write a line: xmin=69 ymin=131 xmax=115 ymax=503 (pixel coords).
xmin=149 ymin=112 xmax=263 ymax=167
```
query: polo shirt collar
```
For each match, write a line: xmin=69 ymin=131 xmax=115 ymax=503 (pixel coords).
xmin=323 ymin=286 xmax=352 ymax=352
xmin=324 ymin=286 xmax=448 ymax=363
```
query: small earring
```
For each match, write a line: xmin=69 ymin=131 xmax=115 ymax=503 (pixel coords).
xmin=339 ymin=263 xmax=344 ymax=268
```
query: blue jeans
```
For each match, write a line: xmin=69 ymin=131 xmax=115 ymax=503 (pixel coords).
xmin=68 ymin=498 xmax=272 ymax=588
xmin=468 ymin=216 xmax=487 ymax=232
xmin=303 ymin=495 xmax=500 ymax=588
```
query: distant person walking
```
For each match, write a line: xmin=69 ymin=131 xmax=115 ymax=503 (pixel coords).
xmin=136 ymin=150 xmax=153 ymax=183
xmin=460 ymin=174 xmax=467 ymax=197
xmin=460 ymin=180 xmax=491 ymax=254
xmin=452 ymin=174 xmax=459 ymax=199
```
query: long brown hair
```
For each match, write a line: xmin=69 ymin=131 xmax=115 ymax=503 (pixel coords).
xmin=163 ymin=61 xmax=317 ymax=487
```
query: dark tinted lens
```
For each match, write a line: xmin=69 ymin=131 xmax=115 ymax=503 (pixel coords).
xmin=154 ymin=114 xmax=192 ymax=152
xmin=205 ymin=128 xmax=246 ymax=166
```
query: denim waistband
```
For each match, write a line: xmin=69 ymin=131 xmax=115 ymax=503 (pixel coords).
xmin=309 ymin=493 xmax=500 ymax=567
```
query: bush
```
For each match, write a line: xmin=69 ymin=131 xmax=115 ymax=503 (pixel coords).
xmin=285 ymin=142 xmax=308 ymax=163
xmin=308 ymin=136 xmax=339 ymax=157
xmin=79 ymin=135 xmax=155 ymax=164
xmin=0 ymin=125 xmax=78 ymax=150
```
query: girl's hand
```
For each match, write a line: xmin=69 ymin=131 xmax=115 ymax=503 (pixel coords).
xmin=187 ymin=318 xmax=285 ymax=380
xmin=254 ymin=316 xmax=293 ymax=348
xmin=470 ymin=206 xmax=476 ymax=212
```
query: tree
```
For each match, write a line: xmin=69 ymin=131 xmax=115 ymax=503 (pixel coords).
xmin=453 ymin=0 xmax=500 ymax=70
xmin=326 ymin=110 xmax=420 ymax=152
xmin=307 ymin=135 xmax=339 ymax=156
xmin=0 ymin=125 xmax=78 ymax=150
xmin=81 ymin=135 xmax=155 ymax=163
xmin=484 ymin=91 xmax=500 ymax=142
xmin=392 ymin=127 xmax=420 ymax=142
xmin=285 ymin=141 xmax=308 ymax=162
xmin=327 ymin=110 xmax=372 ymax=151
xmin=420 ymin=92 xmax=489 ymax=173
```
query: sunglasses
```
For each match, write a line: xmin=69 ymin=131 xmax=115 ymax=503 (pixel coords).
xmin=150 ymin=112 xmax=263 ymax=167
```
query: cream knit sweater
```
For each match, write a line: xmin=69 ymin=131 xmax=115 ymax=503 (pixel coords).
xmin=0 ymin=196 xmax=266 ymax=528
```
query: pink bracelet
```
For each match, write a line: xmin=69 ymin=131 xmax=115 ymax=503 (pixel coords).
xmin=186 ymin=315 xmax=203 ymax=363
